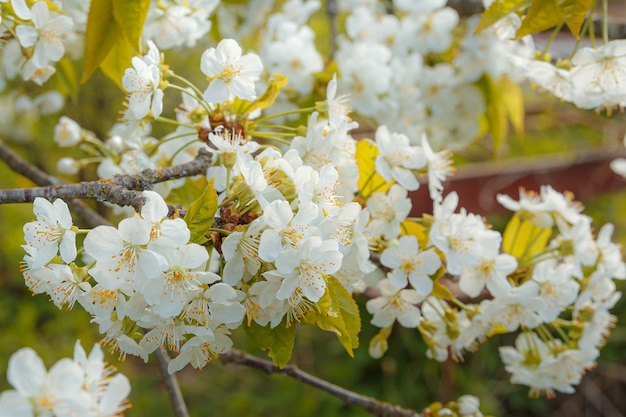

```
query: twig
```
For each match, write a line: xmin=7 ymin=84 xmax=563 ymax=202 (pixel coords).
xmin=0 ymin=139 xmax=110 ymax=226
xmin=0 ymin=146 xmax=212 ymax=211
xmin=220 ymin=349 xmax=421 ymax=417
xmin=156 ymin=348 xmax=190 ymax=417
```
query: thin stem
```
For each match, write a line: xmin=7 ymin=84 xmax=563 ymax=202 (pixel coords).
xmin=250 ymin=132 xmax=291 ymax=145
xmin=220 ymin=349 xmax=421 ymax=417
xmin=165 ymin=83 xmax=212 ymax=114
xmin=155 ymin=348 xmax=190 ymax=417
xmin=588 ymin=0 xmax=599 ymax=49
xmin=256 ymin=124 xmax=298 ymax=131
xmin=568 ymin=2 xmax=598 ymax=60
xmin=254 ymin=106 xmax=316 ymax=124
xmin=167 ymin=72 xmax=205 ymax=101
xmin=156 ymin=116 xmax=195 ymax=130
xmin=542 ymin=23 xmax=564 ymax=56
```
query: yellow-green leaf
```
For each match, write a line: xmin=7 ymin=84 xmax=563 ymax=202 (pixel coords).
xmin=516 ymin=0 xmax=562 ymax=39
xmin=328 ymin=277 xmax=360 ymax=351
xmin=244 ymin=74 xmax=288 ymax=114
xmin=556 ymin=0 xmax=593 ymax=38
xmin=431 ymin=281 xmax=455 ymax=301
xmin=82 ymin=0 xmax=119 ymax=82
xmin=475 ymin=0 xmax=530 ymax=33
xmin=100 ymin=38 xmax=134 ymax=90
xmin=303 ymin=277 xmax=360 ymax=357
xmin=401 ymin=220 xmax=428 ymax=249
xmin=356 ymin=139 xmax=391 ymax=199
xmin=499 ymin=76 xmax=524 ymax=135
xmin=185 ymin=179 xmax=218 ymax=244
xmin=244 ymin=321 xmax=296 ymax=368
xmin=112 ymin=0 xmax=150 ymax=49
xmin=368 ymin=326 xmax=392 ymax=358
xmin=502 ymin=215 xmax=551 ymax=261
xmin=479 ymin=74 xmax=508 ymax=156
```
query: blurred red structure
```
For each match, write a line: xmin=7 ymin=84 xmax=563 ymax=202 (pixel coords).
xmin=409 ymin=149 xmax=626 ymax=216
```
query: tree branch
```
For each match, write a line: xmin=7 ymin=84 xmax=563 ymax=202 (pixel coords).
xmin=220 ymin=349 xmax=422 ymax=417
xmin=0 ymin=138 xmax=110 ymax=226
xmin=0 ymin=145 xmax=212 ymax=211
xmin=156 ymin=348 xmax=190 ymax=417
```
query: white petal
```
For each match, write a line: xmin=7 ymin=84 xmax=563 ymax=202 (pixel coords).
xmin=7 ymin=348 xmax=46 ymax=397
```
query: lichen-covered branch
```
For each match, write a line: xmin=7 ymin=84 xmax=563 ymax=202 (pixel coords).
xmin=0 ymin=144 xmax=212 ymax=211
xmin=220 ymin=349 xmax=422 ymax=417
xmin=0 ymin=138 xmax=110 ymax=226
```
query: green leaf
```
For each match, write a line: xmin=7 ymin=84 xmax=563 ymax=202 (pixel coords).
xmin=475 ymin=0 xmax=530 ymax=33
xmin=100 ymin=37 xmax=134 ymax=90
xmin=244 ymin=321 xmax=296 ymax=368
xmin=355 ymin=139 xmax=391 ymax=199
xmin=431 ymin=281 xmax=455 ymax=301
xmin=185 ymin=179 xmax=218 ymax=244
xmin=516 ymin=0 xmax=562 ymax=39
xmin=368 ymin=326 xmax=392 ymax=358
xmin=82 ymin=0 xmax=149 ymax=86
xmin=502 ymin=215 xmax=551 ymax=261
xmin=303 ymin=277 xmax=360 ymax=357
xmin=479 ymin=74 xmax=508 ymax=156
xmin=329 ymin=277 xmax=360 ymax=351
xmin=112 ymin=0 xmax=150 ymax=49
xmin=82 ymin=0 xmax=118 ymax=83
xmin=499 ymin=76 xmax=525 ymax=135
xmin=556 ymin=0 xmax=593 ymax=39
xmin=244 ymin=74 xmax=288 ymax=114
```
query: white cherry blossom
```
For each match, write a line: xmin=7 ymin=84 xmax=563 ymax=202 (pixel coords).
xmin=201 ymin=38 xmax=263 ymax=102
xmin=366 ymin=279 xmax=423 ymax=328
xmin=381 ymin=235 xmax=441 ymax=295
xmin=14 ymin=2 xmax=73 ymax=68
xmin=23 ymin=197 xmax=76 ymax=268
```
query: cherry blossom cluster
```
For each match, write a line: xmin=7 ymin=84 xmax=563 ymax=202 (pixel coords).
xmin=0 ymin=341 xmax=130 ymax=417
xmin=5 ymin=0 xmax=626 ymax=408
xmin=332 ymin=0 xmax=534 ymax=150
xmin=526 ymin=39 xmax=626 ymax=113
xmin=366 ymin=185 xmax=624 ymax=397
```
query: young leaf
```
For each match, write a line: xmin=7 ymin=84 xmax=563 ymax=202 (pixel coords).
xmin=112 ymin=0 xmax=151 ymax=48
xmin=303 ymin=277 xmax=360 ymax=357
xmin=356 ymin=139 xmax=391 ymax=199
xmin=244 ymin=74 xmax=288 ymax=114
xmin=402 ymin=220 xmax=429 ymax=249
xmin=82 ymin=0 xmax=150 ymax=86
xmin=81 ymin=0 xmax=119 ymax=83
xmin=431 ymin=281 xmax=455 ymax=301
xmin=499 ymin=76 xmax=525 ymax=135
xmin=185 ymin=179 xmax=218 ymax=244
xmin=501 ymin=215 xmax=551 ymax=261
xmin=479 ymin=74 xmax=508 ymax=156
xmin=557 ymin=0 xmax=593 ymax=39
xmin=244 ymin=321 xmax=296 ymax=369
xmin=516 ymin=0 xmax=562 ymax=39
xmin=100 ymin=38 xmax=134 ymax=90
xmin=475 ymin=0 xmax=530 ymax=33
